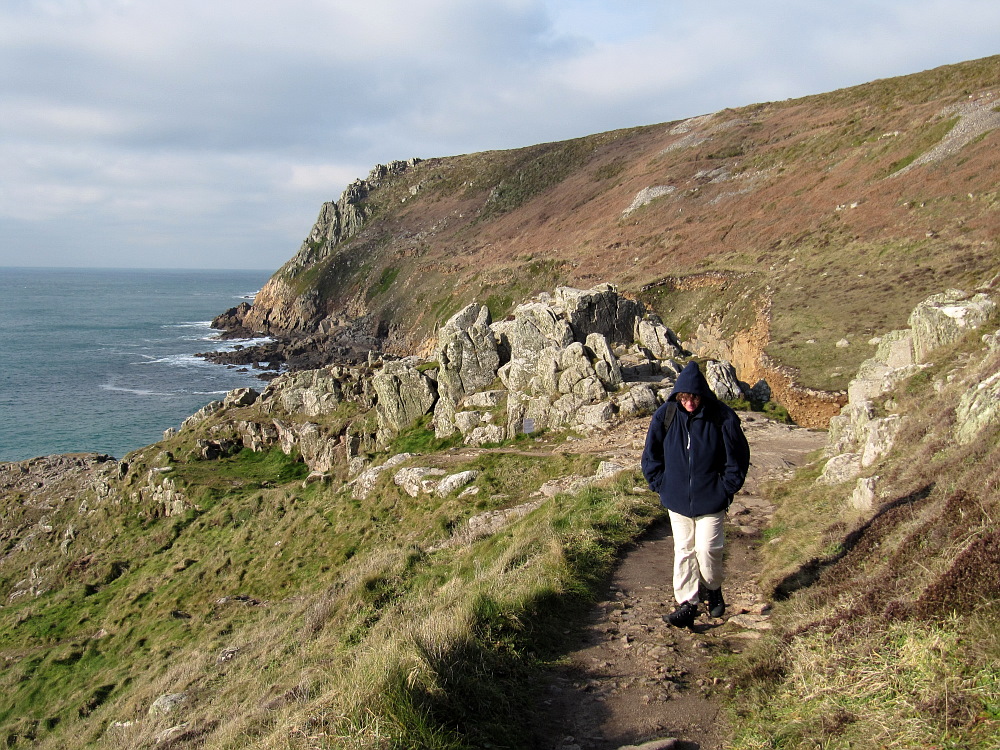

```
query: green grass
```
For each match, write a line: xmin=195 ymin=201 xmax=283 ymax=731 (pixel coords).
xmin=368 ymin=265 xmax=401 ymax=299
xmin=0 ymin=397 xmax=667 ymax=749
xmin=387 ymin=415 xmax=463 ymax=454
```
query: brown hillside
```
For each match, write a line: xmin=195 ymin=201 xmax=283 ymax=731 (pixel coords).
xmin=223 ymin=55 xmax=1000 ymax=423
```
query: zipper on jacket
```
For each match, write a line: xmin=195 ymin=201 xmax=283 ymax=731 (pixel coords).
xmin=686 ymin=419 xmax=694 ymax=515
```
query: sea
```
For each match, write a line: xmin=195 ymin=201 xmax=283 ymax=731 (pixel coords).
xmin=0 ymin=267 xmax=275 ymax=463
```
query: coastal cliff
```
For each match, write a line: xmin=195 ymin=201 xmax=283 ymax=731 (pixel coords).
xmin=215 ymin=55 xmax=1000 ymax=426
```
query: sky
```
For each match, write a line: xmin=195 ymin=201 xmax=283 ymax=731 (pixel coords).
xmin=1 ymin=1 xmax=998 ymax=271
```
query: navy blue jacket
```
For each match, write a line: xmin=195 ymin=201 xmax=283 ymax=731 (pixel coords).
xmin=641 ymin=362 xmax=750 ymax=518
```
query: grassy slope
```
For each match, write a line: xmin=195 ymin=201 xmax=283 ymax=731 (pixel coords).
xmin=256 ymin=56 xmax=1000 ymax=392
xmin=727 ymin=319 xmax=1000 ymax=749
xmin=0 ymin=406 xmax=661 ymax=748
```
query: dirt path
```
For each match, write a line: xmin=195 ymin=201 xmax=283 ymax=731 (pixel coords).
xmin=534 ymin=413 xmax=827 ymax=750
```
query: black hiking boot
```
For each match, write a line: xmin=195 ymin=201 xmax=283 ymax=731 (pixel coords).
xmin=706 ymin=587 xmax=725 ymax=618
xmin=666 ymin=600 xmax=699 ymax=628
xmin=698 ymin=584 xmax=710 ymax=605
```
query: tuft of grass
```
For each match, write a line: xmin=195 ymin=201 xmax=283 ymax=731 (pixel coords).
xmin=387 ymin=415 xmax=463 ymax=454
xmin=368 ymin=265 xmax=400 ymax=299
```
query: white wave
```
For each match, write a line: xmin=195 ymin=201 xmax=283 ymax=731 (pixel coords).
xmin=212 ymin=336 xmax=273 ymax=350
xmin=100 ymin=381 xmax=174 ymax=397
xmin=134 ymin=353 xmax=211 ymax=368
xmin=166 ymin=321 xmax=213 ymax=329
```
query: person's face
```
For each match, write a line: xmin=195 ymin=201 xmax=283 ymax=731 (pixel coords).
xmin=676 ymin=392 xmax=701 ymax=413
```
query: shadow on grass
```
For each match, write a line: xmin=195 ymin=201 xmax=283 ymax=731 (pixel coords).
xmin=772 ymin=483 xmax=934 ymax=601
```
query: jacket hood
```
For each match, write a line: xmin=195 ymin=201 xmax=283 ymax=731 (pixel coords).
xmin=669 ymin=361 xmax=715 ymax=401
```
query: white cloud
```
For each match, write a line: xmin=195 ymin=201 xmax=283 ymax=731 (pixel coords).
xmin=285 ymin=163 xmax=367 ymax=194
xmin=0 ymin=0 xmax=998 ymax=268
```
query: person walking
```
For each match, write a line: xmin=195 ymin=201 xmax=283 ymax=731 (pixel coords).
xmin=641 ymin=361 xmax=750 ymax=627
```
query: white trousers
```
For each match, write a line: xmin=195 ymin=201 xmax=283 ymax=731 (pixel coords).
xmin=667 ymin=509 xmax=725 ymax=604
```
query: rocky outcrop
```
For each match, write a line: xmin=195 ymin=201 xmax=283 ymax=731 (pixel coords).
xmin=820 ymin=288 xmax=996 ymax=494
xmin=274 ymin=420 xmax=339 ymax=473
xmin=433 ymin=304 xmax=502 ymax=439
xmin=393 ymin=467 xmax=480 ymax=498
xmin=436 ymin=304 xmax=500 ymax=402
xmin=954 ymin=353 xmax=1000 ymax=445
xmin=908 ymin=289 xmax=996 ymax=363
xmin=364 ymin=284 xmax=756 ymax=445
xmin=705 ymin=360 xmax=744 ymax=401
xmin=262 ymin=367 xmax=374 ymax=417
xmin=373 ymin=360 xmax=438 ymax=446
xmin=198 ymin=284 xmax=763 ymax=467
xmin=215 ymin=159 xmax=421 ymax=338
xmin=350 ymin=453 xmax=415 ymax=500
xmin=636 ymin=314 xmax=684 ymax=360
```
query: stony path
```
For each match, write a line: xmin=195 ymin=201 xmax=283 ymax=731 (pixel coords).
xmin=534 ymin=414 xmax=826 ymax=750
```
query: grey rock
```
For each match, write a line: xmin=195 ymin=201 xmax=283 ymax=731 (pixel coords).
xmin=138 ymin=475 xmax=187 ymax=517
xmin=465 ymin=424 xmax=506 ymax=446
xmin=431 ymin=498 xmax=545 ymax=551
xmin=273 ymin=420 xmax=337 ymax=473
xmin=635 ymin=315 xmax=683 ymax=359
xmin=909 ymin=290 xmax=996 ymax=363
xmin=659 ymin=358 xmax=684 ymax=378
xmin=848 ymin=358 xmax=924 ymax=404
xmin=148 ymin=693 xmax=187 ymax=717
xmin=373 ymin=360 xmax=438 ymax=441
xmin=499 ymin=354 xmax=541 ymax=393
xmin=749 ymin=379 xmax=771 ymax=403
xmin=861 ymin=416 xmax=904 ymax=468
xmin=817 ymin=453 xmax=862 ymax=485
xmin=235 ymin=420 xmax=279 ymax=453
xmin=437 ymin=304 xmax=501 ymax=403
xmin=463 ymin=389 xmax=505 ymax=409
xmin=595 ymin=461 xmax=629 ymax=479
xmin=577 ymin=401 xmax=617 ymax=429
xmin=555 ymin=284 xmax=644 ymax=345
xmin=180 ymin=400 xmax=223 ymax=431
xmin=826 ymin=402 xmax=876 ymax=456
xmin=509 ymin=302 xmax=574 ymax=354
xmin=551 ymin=393 xmax=590 ymax=428
xmin=224 ymin=387 xmax=259 ymax=408
xmin=394 ymin=467 xmax=446 ymax=497
xmin=875 ymin=329 xmax=915 ymax=369
xmin=433 ymin=391 xmax=458 ymax=439
xmin=706 ymin=359 xmax=744 ymax=401
xmin=586 ymin=333 xmax=624 ymax=388
xmin=955 ymin=369 xmax=1000 ymax=445
xmin=271 ymin=370 xmax=353 ymax=416
xmin=849 ymin=476 xmax=879 ymax=512
xmin=454 ymin=410 xmax=486 ymax=435
xmin=436 ymin=470 xmax=480 ymax=496
xmin=352 ymin=453 xmax=414 ymax=500
xmin=617 ymin=384 xmax=659 ymax=418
